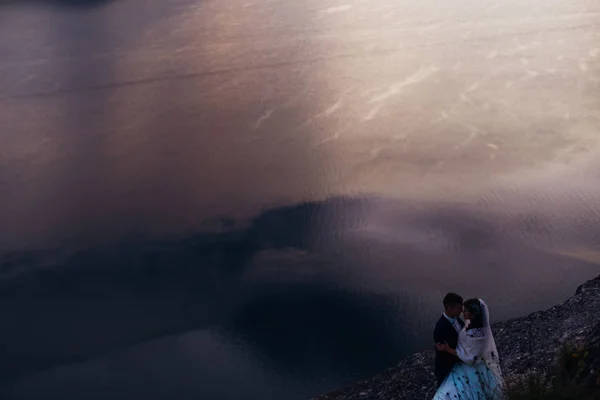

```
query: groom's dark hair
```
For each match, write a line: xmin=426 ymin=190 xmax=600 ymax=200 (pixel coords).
xmin=443 ymin=293 xmax=463 ymax=309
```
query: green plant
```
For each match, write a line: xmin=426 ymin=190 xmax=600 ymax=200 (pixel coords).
xmin=504 ymin=344 xmax=600 ymax=400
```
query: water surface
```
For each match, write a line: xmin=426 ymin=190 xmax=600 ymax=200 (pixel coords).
xmin=1 ymin=0 xmax=600 ymax=398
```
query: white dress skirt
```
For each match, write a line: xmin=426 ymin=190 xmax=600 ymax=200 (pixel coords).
xmin=433 ymin=326 xmax=504 ymax=400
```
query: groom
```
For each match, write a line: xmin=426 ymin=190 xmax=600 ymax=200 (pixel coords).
xmin=433 ymin=292 xmax=464 ymax=385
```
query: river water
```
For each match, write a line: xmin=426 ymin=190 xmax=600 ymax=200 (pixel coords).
xmin=1 ymin=0 xmax=600 ymax=399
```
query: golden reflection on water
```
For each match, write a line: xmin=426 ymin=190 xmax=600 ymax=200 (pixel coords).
xmin=1 ymin=0 xmax=599 ymax=248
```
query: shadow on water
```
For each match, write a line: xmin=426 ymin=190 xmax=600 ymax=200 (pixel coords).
xmin=0 ymin=198 xmax=381 ymax=381
xmin=218 ymin=284 xmax=417 ymax=379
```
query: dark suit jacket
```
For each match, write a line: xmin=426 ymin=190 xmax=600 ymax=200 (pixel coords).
xmin=433 ymin=315 xmax=464 ymax=385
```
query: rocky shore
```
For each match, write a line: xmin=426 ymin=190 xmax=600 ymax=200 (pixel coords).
xmin=314 ymin=274 xmax=600 ymax=400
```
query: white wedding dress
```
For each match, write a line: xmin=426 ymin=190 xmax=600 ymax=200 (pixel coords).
xmin=433 ymin=299 xmax=505 ymax=400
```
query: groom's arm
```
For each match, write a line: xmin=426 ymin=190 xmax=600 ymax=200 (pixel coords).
xmin=434 ymin=322 xmax=461 ymax=363
xmin=433 ymin=323 xmax=445 ymax=348
xmin=433 ymin=322 xmax=456 ymax=347
xmin=435 ymin=322 xmax=458 ymax=348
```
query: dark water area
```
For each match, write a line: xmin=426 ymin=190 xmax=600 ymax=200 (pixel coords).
xmin=2 ymin=197 xmax=600 ymax=399
xmin=2 ymin=0 xmax=600 ymax=399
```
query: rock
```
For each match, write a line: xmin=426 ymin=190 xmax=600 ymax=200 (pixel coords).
xmin=313 ymin=274 xmax=600 ymax=400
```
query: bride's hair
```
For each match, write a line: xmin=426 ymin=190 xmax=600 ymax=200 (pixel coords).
xmin=463 ymin=298 xmax=485 ymax=329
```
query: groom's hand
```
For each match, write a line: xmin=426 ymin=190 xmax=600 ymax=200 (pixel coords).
xmin=435 ymin=341 xmax=451 ymax=352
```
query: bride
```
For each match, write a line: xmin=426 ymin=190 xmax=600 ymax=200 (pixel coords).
xmin=433 ymin=298 xmax=505 ymax=399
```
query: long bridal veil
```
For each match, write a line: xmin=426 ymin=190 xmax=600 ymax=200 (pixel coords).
xmin=479 ymin=299 xmax=504 ymax=390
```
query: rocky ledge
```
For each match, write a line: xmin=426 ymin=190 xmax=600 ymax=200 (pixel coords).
xmin=314 ymin=274 xmax=600 ymax=400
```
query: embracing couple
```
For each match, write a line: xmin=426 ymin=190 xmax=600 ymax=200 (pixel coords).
xmin=433 ymin=293 xmax=505 ymax=399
